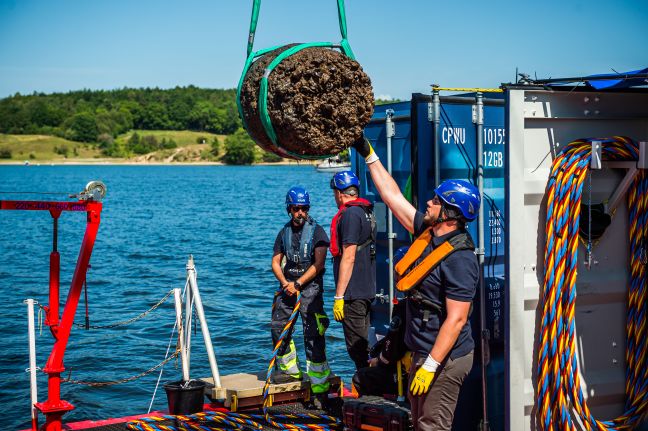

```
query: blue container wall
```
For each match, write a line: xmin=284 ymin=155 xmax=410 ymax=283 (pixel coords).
xmin=412 ymin=99 xmax=506 ymax=349
xmin=354 ymin=101 xmax=412 ymax=332
xmin=354 ymin=95 xmax=506 ymax=431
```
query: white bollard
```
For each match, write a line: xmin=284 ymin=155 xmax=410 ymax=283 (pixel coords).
xmin=173 ymin=289 xmax=190 ymax=381
xmin=25 ymin=299 xmax=38 ymax=431
xmin=186 ymin=255 xmax=221 ymax=388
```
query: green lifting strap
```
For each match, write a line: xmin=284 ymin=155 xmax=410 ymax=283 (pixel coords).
xmin=237 ymin=0 xmax=357 ymax=159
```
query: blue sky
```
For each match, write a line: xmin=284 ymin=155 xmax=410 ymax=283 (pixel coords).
xmin=0 ymin=0 xmax=646 ymax=100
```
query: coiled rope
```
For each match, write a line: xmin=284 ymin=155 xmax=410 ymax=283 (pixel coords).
xmin=127 ymin=289 xmax=340 ymax=431
xmin=538 ymin=136 xmax=648 ymax=431
xmin=262 ymin=290 xmax=339 ymax=430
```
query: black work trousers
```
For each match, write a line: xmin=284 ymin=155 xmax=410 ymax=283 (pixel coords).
xmin=341 ymin=298 xmax=372 ymax=371
xmin=271 ymin=284 xmax=327 ymax=364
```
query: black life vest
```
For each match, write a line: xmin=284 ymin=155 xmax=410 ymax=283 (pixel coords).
xmin=282 ymin=217 xmax=317 ymax=279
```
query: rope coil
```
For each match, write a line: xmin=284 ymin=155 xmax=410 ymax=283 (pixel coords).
xmin=127 ymin=290 xmax=339 ymax=431
xmin=538 ymin=136 xmax=648 ymax=430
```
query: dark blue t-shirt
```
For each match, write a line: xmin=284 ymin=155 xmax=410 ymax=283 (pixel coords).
xmin=404 ymin=211 xmax=478 ymax=359
xmin=332 ymin=205 xmax=376 ymax=300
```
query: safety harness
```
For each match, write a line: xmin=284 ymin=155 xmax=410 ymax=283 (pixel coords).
xmin=282 ymin=217 xmax=316 ymax=279
xmin=329 ymin=198 xmax=376 ymax=258
xmin=395 ymin=228 xmax=475 ymax=322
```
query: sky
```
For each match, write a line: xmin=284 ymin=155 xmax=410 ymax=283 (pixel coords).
xmin=0 ymin=0 xmax=646 ymax=100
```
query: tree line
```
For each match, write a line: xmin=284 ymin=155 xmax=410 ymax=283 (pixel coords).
xmin=0 ymin=86 xmax=242 ymax=144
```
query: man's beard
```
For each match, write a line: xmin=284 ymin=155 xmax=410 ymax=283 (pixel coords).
xmin=422 ymin=212 xmax=436 ymax=226
xmin=292 ymin=215 xmax=306 ymax=226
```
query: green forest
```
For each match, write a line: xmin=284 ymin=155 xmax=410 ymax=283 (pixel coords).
xmin=0 ymin=86 xmax=242 ymax=158
xmin=0 ymin=87 xmax=394 ymax=163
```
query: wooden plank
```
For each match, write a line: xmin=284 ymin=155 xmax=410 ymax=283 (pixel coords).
xmin=201 ymin=372 xmax=342 ymax=410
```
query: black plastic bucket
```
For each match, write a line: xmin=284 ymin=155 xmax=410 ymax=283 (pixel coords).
xmin=163 ymin=380 xmax=206 ymax=415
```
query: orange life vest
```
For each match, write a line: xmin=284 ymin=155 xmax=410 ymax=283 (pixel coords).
xmin=395 ymin=228 xmax=474 ymax=292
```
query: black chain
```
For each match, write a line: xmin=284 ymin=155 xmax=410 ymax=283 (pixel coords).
xmin=63 ymin=351 xmax=180 ymax=387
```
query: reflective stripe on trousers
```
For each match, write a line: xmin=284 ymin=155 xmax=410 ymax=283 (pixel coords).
xmin=277 ymin=339 xmax=302 ymax=378
xmin=307 ymin=359 xmax=331 ymax=393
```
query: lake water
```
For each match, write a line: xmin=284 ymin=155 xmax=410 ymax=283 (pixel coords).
xmin=0 ymin=165 xmax=353 ymax=430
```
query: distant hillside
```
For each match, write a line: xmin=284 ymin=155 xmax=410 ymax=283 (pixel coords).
xmin=0 ymin=130 xmax=292 ymax=165
xmin=0 ymin=86 xmax=241 ymax=156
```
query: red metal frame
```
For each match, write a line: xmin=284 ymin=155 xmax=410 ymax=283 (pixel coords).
xmin=1 ymin=199 xmax=102 ymax=431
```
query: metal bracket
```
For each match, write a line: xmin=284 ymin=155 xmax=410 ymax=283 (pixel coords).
xmin=472 ymin=104 xmax=484 ymax=125
xmin=603 ymin=142 xmax=646 ymax=213
xmin=385 ymin=109 xmax=395 ymax=138
xmin=638 ymin=141 xmax=647 ymax=169
xmin=590 ymin=141 xmax=602 ymax=169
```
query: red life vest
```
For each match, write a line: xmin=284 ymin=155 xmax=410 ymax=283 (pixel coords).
xmin=329 ymin=198 xmax=374 ymax=257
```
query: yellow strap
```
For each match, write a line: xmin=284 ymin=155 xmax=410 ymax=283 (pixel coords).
xmin=396 ymin=241 xmax=455 ymax=292
xmin=432 ymin=86 xmax=503 ymax=93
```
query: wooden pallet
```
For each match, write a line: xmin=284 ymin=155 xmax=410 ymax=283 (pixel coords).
xmin=201 ymin=372 xmax=342 ymax=412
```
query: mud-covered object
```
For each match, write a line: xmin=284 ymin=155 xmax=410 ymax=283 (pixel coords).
xmin=240 ymin=46 xmax=374 ymax=159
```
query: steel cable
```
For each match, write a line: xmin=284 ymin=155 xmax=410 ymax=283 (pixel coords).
xmin=538 ymin=136 xmax=648 ymax=430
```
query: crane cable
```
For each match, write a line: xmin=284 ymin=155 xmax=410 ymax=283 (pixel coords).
xmin=538 ymin=136 xmax=648 ymax=431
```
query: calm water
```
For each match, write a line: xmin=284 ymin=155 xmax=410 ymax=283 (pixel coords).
xmin=0 ymin=165 xmax=352 ymax=430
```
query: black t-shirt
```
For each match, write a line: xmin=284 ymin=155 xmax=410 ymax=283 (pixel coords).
xmin=332 ymin=205 xmax=376 ymax=300
xmin=273 ymin=221 xmax=329 ymax=285
xmin=404 ymin=211 xmax=478 ymax=359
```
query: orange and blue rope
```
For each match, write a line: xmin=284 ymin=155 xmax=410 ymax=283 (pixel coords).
xmin=538 ymin=136 xmax=648 ymax=431
xmin=128 ymin=290 xmax=340 ymax=431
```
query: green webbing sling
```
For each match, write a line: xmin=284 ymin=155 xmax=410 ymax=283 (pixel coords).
xmin=236 ymin=0 xmax=356 ymax=160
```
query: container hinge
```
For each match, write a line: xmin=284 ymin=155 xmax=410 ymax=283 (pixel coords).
xmin=385 ymin=109 xmax=395 ymax=138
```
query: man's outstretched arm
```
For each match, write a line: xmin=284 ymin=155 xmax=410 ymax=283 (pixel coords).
xmin=354 ymin=138 xmax=417 ymax=233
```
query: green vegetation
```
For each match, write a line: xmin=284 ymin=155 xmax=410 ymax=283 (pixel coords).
xmin=0 ymin=86 xmax=241 ymax=147
xmin=375 ymin=98 xmax=403 ymax=105
xmin=0 ymin=134 xmax=102 ymax=160
xmin=222 ymin=128 xmax=256 ymax=165
xmin=0 ymin=86 xmax=354 ymax=165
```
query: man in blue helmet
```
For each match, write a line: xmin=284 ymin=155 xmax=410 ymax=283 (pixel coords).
xmin=271 ymin=186 xmax=331 ymax=400
xmin=353 ymin=138 xmax=480 ymax=431
xmin=329 ymin=171 xmax=377 ymax=372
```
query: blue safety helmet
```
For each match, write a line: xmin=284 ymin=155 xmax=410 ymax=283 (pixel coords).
xmin=285 ymin=186 xmax=310 ymax=208
xmin=434 ymin=179 xmax=481 ymax=221
xmin=330 ymin=171 xmax=360 ymax=191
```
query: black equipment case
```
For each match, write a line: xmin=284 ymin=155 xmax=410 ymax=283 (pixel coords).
xmin=342 ymin=396 xmax=412 ymax=431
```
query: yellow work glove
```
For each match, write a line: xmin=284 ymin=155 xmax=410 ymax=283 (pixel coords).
xmin=409 ymin=354 xmax=440 ymax=396
xmin=410 ymin=368 xmax=435 ymax=396
xmin=333 ymin=298 xmax=345 ymax=321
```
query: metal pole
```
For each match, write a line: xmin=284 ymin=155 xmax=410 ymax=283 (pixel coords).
xmin=474 ymin=92 xmax=490 ymax=431
xmin=186 ymin=255 xmax=222 ymax=388
xmin=385 ymin=109 xmax=396 ymax=318
xmin=173 ymin=288 xmax=190 ymax=381
xmin=432 ymin=86 xmax=441 ymax=187
xmin=25 ymin=298 xmax=39 ymax=431
xmin=185 ymin=277 xmax=192 ymax=375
